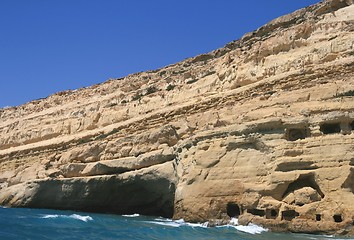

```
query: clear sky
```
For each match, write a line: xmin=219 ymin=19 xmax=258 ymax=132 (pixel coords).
xmin=0 ymin=0 xmax=320 ymax=108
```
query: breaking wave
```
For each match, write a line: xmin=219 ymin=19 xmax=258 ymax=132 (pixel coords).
xmin=146 ymin=217 xmax=267 ymax=234
xmin=122 ymin=213 xmax=140 ymax=218
xmin=146 ymin=218 xmax=209 ymax=228
xmin=41 ymin=214 xmax=93 ymax=222
xmin=218 ymin=218 xmax=268 ymax=234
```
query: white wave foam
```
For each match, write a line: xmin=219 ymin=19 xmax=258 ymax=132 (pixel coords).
xmin=70 ymin=214 xmax=93 ymax=222
xmin=41 ymin=214 xmax=93 ymax=222
xmin=148 ymin=220 xmax=181 ymax=227
xmin=230 ymin=217 xmax=238 ymax=225
xmin=321 ymin=236 xmax=344 ymax=240
xmin=184 ymin=221 xmax=209 ymax=228
xmin=122 ymin=214 xmax=140 ymax=218
xmin=221 ymin=218 xmax=267 ymax=234
xmin=234 ymin=223 xmax=267 ymax=234
xmin=42 ymin=214 xmax=59 ymax=219
xmin=147 ymin=218 xmax=208 ymax=228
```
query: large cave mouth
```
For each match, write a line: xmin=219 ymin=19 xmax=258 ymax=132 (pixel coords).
xmin=26 ymin=173 xmax=176 ymax=219
xmin=282 ymin=173 xmax=324 ymax=199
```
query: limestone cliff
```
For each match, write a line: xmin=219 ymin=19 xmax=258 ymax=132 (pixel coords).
xmin=1 ymin=0 xmax=354 ymax=235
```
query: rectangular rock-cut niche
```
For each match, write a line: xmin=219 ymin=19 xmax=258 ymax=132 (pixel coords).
xmin=247 ymin=208 xmax=265 ymax=217
xmin=350 ymin=121 xmax=354 ymax=131
xmin=316 ymin=214 xmax=321 ymax=221
xmin=320 ymin=122 xmax=341 ymax=134
xmin=333 ymin=214 xmax=343 ymax=223
xmin=285 ymin=127 xmax=309 ymax=141
xmin=266 ymin=209 xmax=279 ymax=219
xmin=281 ymin=210 xmax=299 ymax=221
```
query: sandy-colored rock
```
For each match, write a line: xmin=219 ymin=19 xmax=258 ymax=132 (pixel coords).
xmin=293 ymin=187 xmax=322 ymax=206
xmin=0 ymin=0 xmax=353 ymax=236
xmin=1 ymin=161 xmax=176 ymax=217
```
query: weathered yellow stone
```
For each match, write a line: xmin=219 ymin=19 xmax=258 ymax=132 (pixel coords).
xmin=0 ymin=0 xmax=353 ymax=236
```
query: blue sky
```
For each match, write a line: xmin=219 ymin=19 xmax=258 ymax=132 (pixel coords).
xmin=0 ymin=0 xmax=320 ymax=108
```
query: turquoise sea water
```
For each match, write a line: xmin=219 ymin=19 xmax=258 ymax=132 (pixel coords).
xmin=0 ymin=207 xmax=352 ymax=240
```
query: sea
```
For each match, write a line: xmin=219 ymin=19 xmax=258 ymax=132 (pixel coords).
xmin=0 ymin=207 xmax=352 ymax=240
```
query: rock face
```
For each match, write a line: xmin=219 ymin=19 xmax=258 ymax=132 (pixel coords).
xmin=0 ymin=0 xmax=354 ymax=236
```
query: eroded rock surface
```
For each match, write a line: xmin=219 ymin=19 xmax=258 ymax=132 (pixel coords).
xmin=0 ymin=0 xmax=354 ymax=235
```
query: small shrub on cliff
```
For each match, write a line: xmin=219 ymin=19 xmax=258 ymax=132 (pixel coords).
xmin=145 ymin=85 xmax=158 ymax=95
xmin=166 ymin=84 xmax=175 ymax=91
xmin=132 ymin=93 xmax=142 ymax=101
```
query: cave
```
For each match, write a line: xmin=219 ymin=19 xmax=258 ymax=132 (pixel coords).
xmin=227 ymin=203 xmax=241 ymax=218
xmin=266 ymin=209 xmax=278 ymax=219
xmin=320 ymin=123 xmax=341 ymax=134
xmin=333 ymin=214 xmax=343 ymax=223
xmin=26 ymin=170 xmax=176 ymax=219
xmin=281 ymin=210 xmax=299 ymax=221
xmin=282 ymin=173 xmax=325 ymax=199
xmin=316 ymin=214 xmax=321 ymax=221
xmin=247 ymin=208 xmax=265 ymax=217
xmin=286 ymin=128 xmax=309 ymax=141
xmin=351 ymin=121 xmax=354 ymax=131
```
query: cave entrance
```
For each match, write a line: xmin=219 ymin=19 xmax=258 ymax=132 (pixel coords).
xmin=247 ymin=208 xmax=265 ymax=217
xmin=266 ymin=209 xmax=278 ymax=219
xmin=286 ymin=128 xmax=309 ymax=141
xmin=227 ymin=203 xmax=241 ymax=218
xmin=351 ymin=121 xmax=354 ymax=131
xmin=281 ymin=210 xmax=299 ymax=221
xmin=282 ymin=173 xmax=325 ymax=199
xmin=333 ymin=214 xmax=343 ymax=223
xmin=320 ymin=123 xmax=341 ymax=134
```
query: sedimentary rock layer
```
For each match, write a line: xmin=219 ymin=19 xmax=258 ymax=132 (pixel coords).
xmin=0 ymin=0 xmax=354 ymax=235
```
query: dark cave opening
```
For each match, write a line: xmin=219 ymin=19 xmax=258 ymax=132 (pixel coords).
xmin=266 ymin=209 xmax=279 ymax=219
xmin=286 ymin=128 xmax=308 ymax=141
xmin=320 ymin=123 xmax=341 ymax=134
xmin=281 ymin=210 xmax=299 ymax=221
xmin=227 ymin=203 xmax=241 ymax=218
xmin=333 ymin=214 xmax=343 ymax=223
xmin=247 ymin=208 xmax=265 ymax=217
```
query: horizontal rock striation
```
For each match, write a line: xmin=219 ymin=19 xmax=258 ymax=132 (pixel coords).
xmin=0 ymin=0 xmax=354 ymax=236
